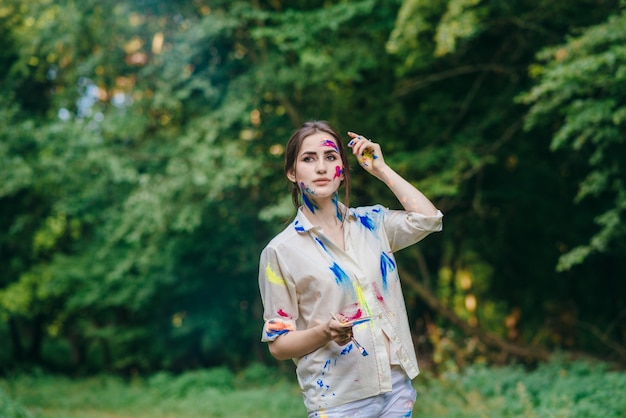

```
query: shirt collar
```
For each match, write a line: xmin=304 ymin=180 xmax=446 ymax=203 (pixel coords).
xmin=292 ymin=205 xmax=356 ymax=233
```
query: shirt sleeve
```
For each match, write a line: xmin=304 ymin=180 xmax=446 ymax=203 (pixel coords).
xmin=383 ymin=207 xmax=443 ymax=252
xmin=258 ymin=245 xmax=299 ymax=342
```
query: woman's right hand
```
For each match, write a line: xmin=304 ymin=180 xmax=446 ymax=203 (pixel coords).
xmin=327 ymin=316 xmax=353 ymax=346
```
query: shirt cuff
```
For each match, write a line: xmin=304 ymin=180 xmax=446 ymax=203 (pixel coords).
xmin=261 ymin=319 xmax=295 ymax=342
xmin=406 ymin=209 xmax=443 ymax=232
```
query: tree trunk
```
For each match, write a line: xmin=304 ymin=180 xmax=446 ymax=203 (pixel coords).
xmin=27 ymin=314 xmax=44 ymax=362
xmin=8 ymin=317 xmax=24 ymax=361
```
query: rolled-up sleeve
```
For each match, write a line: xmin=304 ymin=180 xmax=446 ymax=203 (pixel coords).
xmin=258 ymin=246 xmax=298 ymax=342
xmin=384 ymin=208 xmax=443 ymax=252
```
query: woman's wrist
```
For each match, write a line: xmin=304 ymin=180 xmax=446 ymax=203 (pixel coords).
xmin=373 ymin=163 xmax=393 ymax=182
xmin=320 ymin=320 xmax=332 ymax=342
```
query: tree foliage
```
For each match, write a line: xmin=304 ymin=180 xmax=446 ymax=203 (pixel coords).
xmin=1 ymin=0 xmax=624 ymax=374
xmin=520 ymin=9 xmax=626 ymax=271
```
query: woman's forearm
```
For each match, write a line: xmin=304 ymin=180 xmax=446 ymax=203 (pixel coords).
xmin=375 ymin=164 xmax=439 ymax=216
xmin=268 ymin=323 xmax=331 ymax=361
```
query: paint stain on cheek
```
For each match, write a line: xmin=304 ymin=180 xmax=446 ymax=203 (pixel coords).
xmin=333 ymin=166 xmax=343 ymax=179
xmin=300 ymin=181 xmax=314 ymax=194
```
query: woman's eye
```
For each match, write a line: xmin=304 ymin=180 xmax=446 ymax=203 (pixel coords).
xmin=326 ymin=155 xmax=337 ymax=161
xmin=303 ymin=156 xmax=314 ymax=162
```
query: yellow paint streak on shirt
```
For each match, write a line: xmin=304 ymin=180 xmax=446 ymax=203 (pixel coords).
xmin=266 ymin=264 xmax=286 ymax=286
xmin=354 ymin=282 xmax=373 ymax=316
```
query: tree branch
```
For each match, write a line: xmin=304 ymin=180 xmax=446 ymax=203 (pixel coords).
xmin=576 ymin=318 xmax=626 ymax=362
xmin=400 ymin=264 xmax=549 ymax=362
xmin=392 ymin=64 xmax=511 ymax=98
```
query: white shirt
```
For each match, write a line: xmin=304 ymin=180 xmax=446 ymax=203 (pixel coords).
xmin=259 ymin=204 xmax=443 ymax=411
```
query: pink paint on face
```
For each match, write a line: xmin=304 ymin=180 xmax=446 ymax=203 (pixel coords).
xmin=333 ymin=165 xmax=343 ymax=179
xmin=320 ymin=139 xmax=339 ymax=152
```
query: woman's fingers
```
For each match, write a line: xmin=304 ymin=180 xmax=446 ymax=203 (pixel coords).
xmin=347 ymin=132 xmax=381 ymax=170
xmin=328 ymin=320 xmax=353 ymax=345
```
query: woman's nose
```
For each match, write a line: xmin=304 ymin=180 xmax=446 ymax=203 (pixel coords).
xmin=316 ymin=160 xmax=327 ymax=172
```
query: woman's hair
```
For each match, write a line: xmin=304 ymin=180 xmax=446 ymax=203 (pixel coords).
xmin=284 ymin=120 xmax=351 ymax=215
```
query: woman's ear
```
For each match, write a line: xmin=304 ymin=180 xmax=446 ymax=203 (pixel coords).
xmin=286 ymin=169 xmax=296 ymax=183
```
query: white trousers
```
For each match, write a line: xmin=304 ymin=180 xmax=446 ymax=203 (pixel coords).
xmin=308 ymin=366 xmax=417 ymax=418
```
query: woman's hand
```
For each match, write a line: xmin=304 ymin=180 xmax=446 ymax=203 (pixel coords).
xmin=346 ymin=130 xmax=439 ymax=215
xmin=347 ymin=131 xmax=387 ymax=178
xmin=327 ymin=315 xmax=354 ymax=346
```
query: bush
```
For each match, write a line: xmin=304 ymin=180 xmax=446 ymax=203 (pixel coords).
xmin=1 ymin=358 xmax=623 ymax=417
xmin=235 ymin=362 xmax=282 ymax=388
xmin=416 ymin=356 xmax=626 ymax=417
xmin=0 ymin=387 xmax=33 ymax=418
xmin=147 ymin=366 xmax=235 ymax=398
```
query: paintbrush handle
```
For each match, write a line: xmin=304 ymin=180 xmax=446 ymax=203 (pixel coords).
xmin=351 ymin=336 xmax=368 ymax=356
xmin=331 ymin=312 xmax=368 ymax=356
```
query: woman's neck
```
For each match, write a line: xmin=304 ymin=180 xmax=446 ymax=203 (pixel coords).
xmin=301 ymin=194 xmax=344 ymax=229
xmin=301 ymin=196 xmax=346 ymax=250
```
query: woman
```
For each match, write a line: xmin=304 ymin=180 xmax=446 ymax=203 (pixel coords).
xmin=258 ymin=120 xmax=443 ymax=417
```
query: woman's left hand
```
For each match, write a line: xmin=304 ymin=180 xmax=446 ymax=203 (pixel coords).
xmin=347 ymin=131 xmax=387 ymax=177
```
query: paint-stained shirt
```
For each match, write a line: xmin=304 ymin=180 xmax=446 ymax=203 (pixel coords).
xmin=258 ymin=204 xmax=443 ymax=412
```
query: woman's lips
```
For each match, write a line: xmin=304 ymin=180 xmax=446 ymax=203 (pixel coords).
xmin=313 ymin=179 xmax=331 ymax=185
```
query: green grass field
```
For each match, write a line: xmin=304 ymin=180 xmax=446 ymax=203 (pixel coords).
xmin=2 ymin=358 xmax=625 ymax=417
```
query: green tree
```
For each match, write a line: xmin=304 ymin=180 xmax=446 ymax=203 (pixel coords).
xmin=520 ymin=10 xmax=626 ymax=272
xmin=383 ymin=0 xmax=625 ymax=364
xmin=1 ymin=0 xmax=624 ymax=374
xmin=1 ymin=0 xmax=406 ymax=372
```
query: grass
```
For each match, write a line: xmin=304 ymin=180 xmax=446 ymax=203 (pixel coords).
xmin=2 ymin=358 xmax=625 ymax=417
xmin=1 ymin=364 xmax=306 ymax=418
xmin=4 ymin=378 xmax=304 ymax=418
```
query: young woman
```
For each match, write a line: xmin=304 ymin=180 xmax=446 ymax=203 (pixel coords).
xmin=258 ymin=120 xmax=443 ymax=417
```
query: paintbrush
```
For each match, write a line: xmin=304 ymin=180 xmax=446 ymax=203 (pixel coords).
xmin=330 ymin=313 xmax=369 ymax=356
xmin=349 ymin=316 xmax=372 ymax=326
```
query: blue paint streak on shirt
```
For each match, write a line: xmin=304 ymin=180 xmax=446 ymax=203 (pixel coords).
xmin=340 ymin=344 xmax=354 ymax=355
xmin=265 ymin=328 xmax=290 ymax=339
xmin=380 ymin=251 xmax=396 ymax=291
xmin=315 ymin=237 xmax=329 ymax=253
xmin=294 ymin=220 xmax=305 ymax=232
xmin=358 ymin=214 xmax=375 ymax=231
xmin=330 ymin=262 xmax=350 ymax=287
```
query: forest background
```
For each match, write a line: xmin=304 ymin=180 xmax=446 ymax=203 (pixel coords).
xmin=1 ymin=0 xmax=625 ymax=386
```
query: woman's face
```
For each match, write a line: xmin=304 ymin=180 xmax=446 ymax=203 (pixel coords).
xmin=287 ymin=132 xmax=345 ymax=200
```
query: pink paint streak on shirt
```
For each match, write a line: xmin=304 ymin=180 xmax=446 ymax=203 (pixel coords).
xmin=277 ymin=309 xmax=292 ymax=318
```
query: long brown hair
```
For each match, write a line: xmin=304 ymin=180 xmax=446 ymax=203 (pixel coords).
xmin=284 ymin=120 xmax=351 ymax=216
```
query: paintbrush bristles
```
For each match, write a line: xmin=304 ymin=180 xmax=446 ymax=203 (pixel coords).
xmin=351 ymin=337 xmax=369 ymax=356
